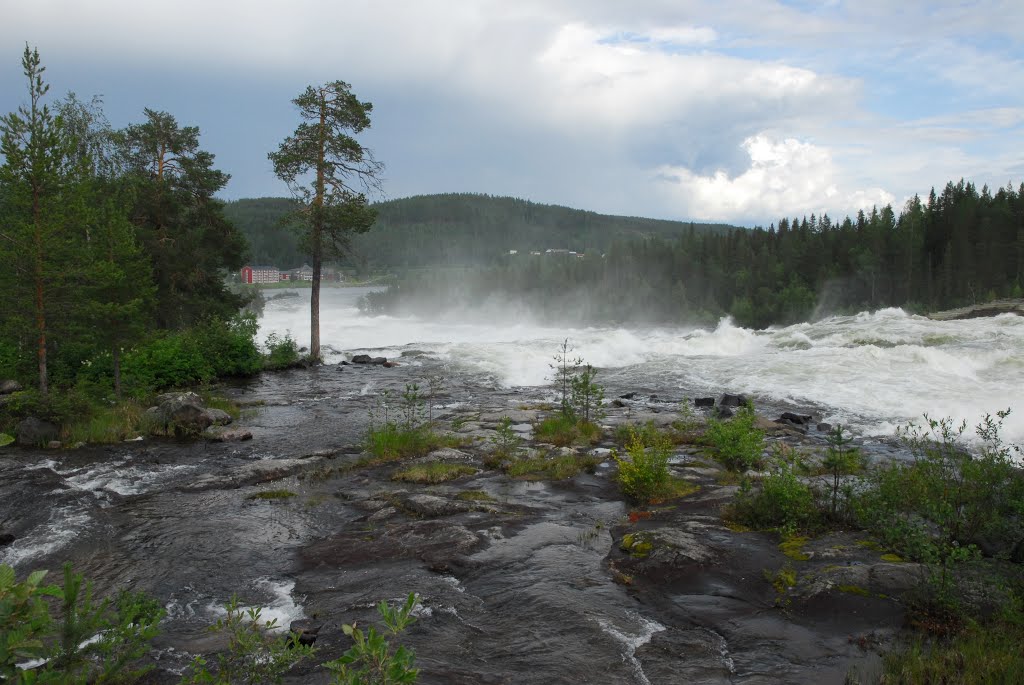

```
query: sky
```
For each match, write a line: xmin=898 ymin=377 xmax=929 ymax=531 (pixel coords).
xmin=2 ymin=0 xmax=1023 ymax=226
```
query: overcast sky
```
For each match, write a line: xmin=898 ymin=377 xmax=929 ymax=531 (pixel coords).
xmin=3 ymin=0 xmax=1023 ymax=226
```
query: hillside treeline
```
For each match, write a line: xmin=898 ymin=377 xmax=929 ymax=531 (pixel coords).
xmin=224 ymin=193 xmax=737 ymax=270
xmin=365 ymin=180 xmax=1024 ymax=328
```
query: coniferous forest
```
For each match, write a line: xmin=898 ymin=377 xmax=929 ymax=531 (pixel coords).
xmin=360 ymin=182 xmax=1024 ymax=328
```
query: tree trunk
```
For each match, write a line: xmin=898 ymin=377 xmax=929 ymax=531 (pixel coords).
xmin=310 ymin=226 xmax=322 ymax=361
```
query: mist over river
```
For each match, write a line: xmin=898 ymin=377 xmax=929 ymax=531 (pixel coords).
xmin=263 ymin=287 xmax=1024 ymax=444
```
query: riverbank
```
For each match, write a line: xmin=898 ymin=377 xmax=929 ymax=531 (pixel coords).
xmin=3 ymin=361 xmax=1018 ymax=683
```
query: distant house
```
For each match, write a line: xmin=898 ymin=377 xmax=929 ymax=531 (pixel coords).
xmin=240 ymin=265 xmax=280 ymax=284
xmin=508 ymin=249 xmax=518 ymax=255
xmin=292 ymin=264 xmax=314 ymax=281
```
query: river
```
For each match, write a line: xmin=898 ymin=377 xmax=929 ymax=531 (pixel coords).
xmin=0 ymin=288 xmax=1020 ymax=683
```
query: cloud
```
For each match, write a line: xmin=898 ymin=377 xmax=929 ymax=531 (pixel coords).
xmin=656 ymin=135 xmax=894 ymax=223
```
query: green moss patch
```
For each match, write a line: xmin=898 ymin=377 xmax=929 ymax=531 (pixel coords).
xmin=455 ymin=490 xmax=494 ymax=502
xmin=779 ymin=535 xmax=811 ymax=561
xmin=620 ymin=532 xmax=654 ymax=559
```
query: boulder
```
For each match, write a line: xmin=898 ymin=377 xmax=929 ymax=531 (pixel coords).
xmin=817 ymin=422 xmax=833 ymax=433
xmin=719 ymin=393 xmax=749 ymax=408
xmin=150 ymin=392 xmax=212 ymax=432
xmin=289 ymin=619 xmax=323 ymax=647
xmin=619 ymin=392 xmax=637 ymax=399
xmin=351 ymin=354 xmax=388 ymax=365
xmin=203 ymin=408 xmax=233 ymax=426
xmin=382 ymin=361 xmax=399 ymax=368
xmin=16 ymin=417 xmax=59 ymax=446
xmin=778 ymin=412 xmax=813 ymax=426
xmin=204 ymin=427 xmax=253 ymax=442
xmin=0 ymin=532 xmax=15 ymax=547
xmin=694 ymin=397 xmax=715 ymax=408
xmin=0 ymin=379 xmax=22 ymax=394
xmin=713 ymin=406 xmax=734 ymax=419
xmin=396 ymin=493 xmax=470 ymax=518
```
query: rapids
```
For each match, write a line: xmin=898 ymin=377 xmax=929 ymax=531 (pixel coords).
xmin=263 ymin=287 xmax=1024 ymax=444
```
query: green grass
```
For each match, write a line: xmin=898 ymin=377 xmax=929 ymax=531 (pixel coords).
xmin=533 ymin=415 xmax=602 ymax=447
xmin=764 ymin=565 xmax=797 ymax=594
xmin=391 ymin=462 xmax=477 ymax=484
xmin=879 ymin=617 xmax=1024 ymax=684
xmin=364 ymin=423 xmax=466 ymax=462
xmin=247 ymin=490 xmax=297 ymax=500
xmin=455 ymin=490 xmax=494 ymax=502
xmin=198 ymin=392 xmax=242 ymax=420
xmin=779 ymin=535 xmax=811 ymax=561
xmin=61 ymin=401 xmax=151 ymax=444
xmin=505 ymin=452 xmax=603 ymax=480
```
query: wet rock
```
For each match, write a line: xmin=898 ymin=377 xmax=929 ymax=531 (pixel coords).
xmin=150 ymin=392 xmax=212 ymax=432
xmin=719 ymin=393 xmax=749 ymax=408
xmin=0 ymin=532 xmax=15 ymax=547
xmin=619 ymin=392 xmax=637 ymax=399
xmin=694 ymin=397 xmax=715 ymax=407
xmin=16 ymin=417 xmax=59 ymax=446
xmin=367 ymin=506 xmax=400 ymax=523
xmin=621 ymin=525 xmax=720 ymax=575
xmin=204 ymin=427 xmax=253 ymax=442
xmin=290 ymin=619 xmax=323 ymax=647
xmin=636 ymin=628 xmax=734 ymax=684
xmin=351 ymin=354 xmax=387 ymax=365
xmin=396 ymin=493 xmax=470 ymax=517
xmin=382 ymin=361 xmax=399 ymax=368
xmin=817 ymin=422 xmax=833 ymax=432
xmin=203 ymin=408 xmax=233 ymax=426
xmin=46 ymin=440 xmax=61 ymax=449
xmin=0 ymin=379 xmax=22 ymax=394
xmin=778 ymin=412 xmax=812 ymax=426
xmin=479 ymin=410 xmax=537 ymax=424
xmin=714 ymin=406 xmax=734 ymax=419
xmin=302 ymin=519 xmax=481 ymax=567
xmin=611 ymin=399 xmax=627 ymax=408
xmin=179 ymin=458 xmax=319 ymax=492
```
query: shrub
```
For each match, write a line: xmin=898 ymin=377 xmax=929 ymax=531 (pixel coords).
xmin=571 ymin=364 xmax=605 ymax=424
xmin=0 ymin=563 xmax=163 ymax=683
xmin=704 ymin=405 xmax=765 ymax=472
xmin=325 ymin=593 xmax=419 ymax=685
xmin=732 ymin=455 xmax=818 ymax=535
xmin=180 ymin=595 xmax=314 ymax=685
xmin=819 ymin=424 xmax=862 ymax=521
xmin=614 ymin=428 xmax=672 ymax=504
xmin=534 ymin=414 xmax=602 ymax=447
xmin=263 ymin=332 xmax=300 ymax=370
xmin=489 ymin=417 xmax=523 ymax=461
xmin=505 ymin=451 xmax=603 ymax=480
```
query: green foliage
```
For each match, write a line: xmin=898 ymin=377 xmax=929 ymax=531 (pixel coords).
xmin=855 ymin=411 xmax=1024 ymax=608
xmin=880 ymin=608 xmax=1024 ymax=684
xmin=732 ymin=448 xmax=818 ymax=535
xmin=820 ymin=424 xmax=862 ymax=521
xmin=180 ymin=596 xmax=313 ymax=685
xmin=533 ymin=414 xmax=602 ymax=447
xmin=613 ymin=427 xmax=672 ymax=504
xmin=391 ymin=462 xmax=476 ymax=484
xmin=571 ymin=364 xmax=605 ymax=424
xmin=704 ymin=405 xmax=765 ymax=472
xmin=325 ymin=593 xmax=419 ymax=685
xmin=121 ymin=316 xmax=261 ymax=392
xmin=489 ymin=417 xmax=523 ymax=461
xmin=246 ymin=490 xmax=298 ymax=500
xmin=504 ymin=451 xmax=603 ymax=480
xmin=550 ymin=339 xmax=581 ymax=419
xmin=263 ymin=332 xmax=301 ymax=370
xmin=1 ymin=563 xmax=163 ymax=684
xmin=363 ymin=387 xmax=459 ymax=462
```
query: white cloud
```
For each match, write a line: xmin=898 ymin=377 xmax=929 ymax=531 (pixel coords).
xmin=656 ymin=135 xmax=894 ymax=223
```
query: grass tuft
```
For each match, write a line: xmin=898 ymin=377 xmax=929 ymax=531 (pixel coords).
xmin=391 ymin=462 xmax=477 ymax=484
xmin=247 ymin=490 xmax=297 ymax=500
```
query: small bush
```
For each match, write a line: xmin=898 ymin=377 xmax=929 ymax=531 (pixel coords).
xmin=364 ymin=423 xmax=461 ymax=463
xmin=731 ymin=450 xmax=818 ymax=535
xmin=263 ymin=331 xmax=301 ymax=370
xmin=614 ymin=428 xmax=672 ymax=504
xmin=180 ymin=595 xmax=314 ymax=684
xmin=534 ymin=414 xmax=602 ymax=447
xmin=505 ymin=451 xmax=602 ymax=480
xmin=490 ymin=417 xmax=523 ymax=460
xmin=325 ymin=593 xmax=419 ymax=685
xmin=704 ymin=405 xmax=765 ymax=472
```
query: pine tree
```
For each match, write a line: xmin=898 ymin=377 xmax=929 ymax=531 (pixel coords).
xmin=269 ymin=81 xmax=382 ymax=361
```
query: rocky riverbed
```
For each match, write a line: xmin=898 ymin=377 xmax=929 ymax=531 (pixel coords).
xmin=0 ymin=361 xmax=928 ymax=684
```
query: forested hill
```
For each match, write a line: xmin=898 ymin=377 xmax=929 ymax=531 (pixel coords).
xmin=223 ymin=193 xmax=740 ymax=269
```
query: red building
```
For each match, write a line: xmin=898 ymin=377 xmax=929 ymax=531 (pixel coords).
xmin=240 ymin=265 xmax=280 ymax=284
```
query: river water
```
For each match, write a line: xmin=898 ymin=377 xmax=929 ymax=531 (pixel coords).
xmin=264 ymin=287 xmax=1024 ymax=444
xmin=0 ymin=287 xmax=1020 ymax=684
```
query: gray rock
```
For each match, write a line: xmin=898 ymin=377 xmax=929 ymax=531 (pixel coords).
xmin=694 ymin=397 xmax=716 ymax=407
xmin=0 ymin=379 xmax=22 ymax=394
xmin=0 ymin=532 xmax=15 ymax=547
xmin=16 ymin=417 xmax=59 ymax=446
xmin=397 ymin=494 xmax=470 ymax=518
xmin=817 ymin=422 xmax=833 ymax=432
xmin=367 ymin=506 xmax=400 ymax=523
xmin=46 ymin=440 xmax=61 ymax=449
xmin=719 ymin=393 xmax=749 ymax=408
xmin=150 ymin=392 xmax=212 ymax=432
xmin=203 ymin=408 xmax=233 ymax=426
xmin=204 ymin=427 xmax=252 ymax=442
xmin=178 ymin=458 xmax=319 ymax=492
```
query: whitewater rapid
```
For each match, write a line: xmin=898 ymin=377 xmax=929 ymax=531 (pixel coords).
xmin=260 ymin=288 xmax=1024 ymax=444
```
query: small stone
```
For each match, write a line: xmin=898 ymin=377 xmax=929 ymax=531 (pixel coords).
xmin=0 ymin=533 xmax=15 ymax=547
xmin=289 ymin=619 xmax=323 ymax=647
xmin=694 ymin=397 xmax=715 ymax=407
xmin=46 ymin=440 xmax=62 ymax=449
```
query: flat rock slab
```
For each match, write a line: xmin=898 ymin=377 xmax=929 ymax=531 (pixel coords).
xmin=479 ymin=410 xmax=539 ymax=424
xmin=178 ymin=457 xmax=318 ymax=492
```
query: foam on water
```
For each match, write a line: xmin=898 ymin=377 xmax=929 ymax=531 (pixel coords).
xmin=596 ymin=613 xmax=666 ymax=685
xmin=0 ymin=505 xmax=92 ymax=566
xmin=260 ymin=289 xmax=1024 ymax=443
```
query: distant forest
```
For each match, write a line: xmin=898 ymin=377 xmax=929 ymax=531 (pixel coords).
xmin=223 ymin=193 xmax=737 ymax=270
xmin=360 ymin=180 xmax=1024 ymax=328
